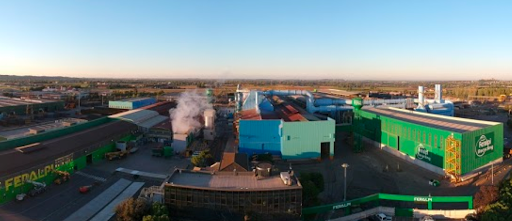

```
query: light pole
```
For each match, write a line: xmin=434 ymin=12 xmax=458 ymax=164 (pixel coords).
xmin=492 ymin=163 xmax=494 ymax=185
xmin=342 ymin=163 xmax=349 ymax=201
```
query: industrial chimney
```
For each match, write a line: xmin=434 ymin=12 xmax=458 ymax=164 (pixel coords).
xmin=434 ymin=84 xmax=442 ymax=103
xmin=418 ymin=86 xmax=425 ymax=108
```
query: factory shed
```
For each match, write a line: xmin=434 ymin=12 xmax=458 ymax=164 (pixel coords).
xmin=0 ymin=97 xmax=64 ymax=115
xmin=237 ymin=98 xmax=335 ymax=160
xmin=108 ymin=97 xmax=156 ymax=110
xmin=0 ymin=120 xmax=137 ymax=175
xmin=109 ymin=109 xmax=168 ymax=131
xmin=355 ymin=107 xmax=503 ymax=178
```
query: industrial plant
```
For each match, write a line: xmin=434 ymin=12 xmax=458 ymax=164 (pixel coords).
xmin=0 ymin=82 xmax=507 ymax=221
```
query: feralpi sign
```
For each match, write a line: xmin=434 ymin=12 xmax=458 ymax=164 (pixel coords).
xmin=0 ymin=154 xmax=73 ymax=191
xmin=332 ymin=202 xmax=351 ymax=210
xmin=475 ymin=132 xmax=494 ymax=157
xmin=416 ymin=144 xmax=431 ymax=162
xmin=414 ymin=197 xmax=433 ymax=202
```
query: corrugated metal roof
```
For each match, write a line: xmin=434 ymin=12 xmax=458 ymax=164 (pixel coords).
xmin=240 ymin=109 xmax=262 ymax=120
xmin=110 ymin=109 xmax=168 ymax=129
xmin=0 ymin=121 xmax=137 ymax=175
xmin=0 ymin=97 xmax=60 ymax=107
xmin=115 ymin=97 xmax=154 ymax=102
xmin=364 ymin=107 xmax=498 ymax=133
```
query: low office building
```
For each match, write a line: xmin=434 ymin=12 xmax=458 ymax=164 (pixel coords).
xmin=164 ymin=169 xmax=302 ymax=221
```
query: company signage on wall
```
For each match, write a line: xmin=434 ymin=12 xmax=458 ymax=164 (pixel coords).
xmin=475 ymin=132 xmax=494 ymax=157
xmin=414 ymin=197 xmax=433 ymax=202
xmin=0 ymin=154 xmax=73 ymax=191
xmin=332 ymin=202 xmax=351 ymax=210
xmin=416 ymin=144 xmax=431 ymax=162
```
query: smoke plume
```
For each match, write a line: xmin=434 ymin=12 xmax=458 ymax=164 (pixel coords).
xmin=170 ymin=90 xmax=212 ymax=134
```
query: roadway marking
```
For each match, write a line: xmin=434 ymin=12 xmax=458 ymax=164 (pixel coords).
xmin=75 ymin=171 xmax=107 ymax=182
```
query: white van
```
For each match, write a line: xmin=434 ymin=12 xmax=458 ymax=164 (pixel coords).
xmin=375 ymin=213 xmax=392 ymax=221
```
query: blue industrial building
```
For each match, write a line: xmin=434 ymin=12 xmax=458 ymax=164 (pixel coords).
xmin=238 ymin=119 xmax=283 ymax=156
xmin=236 ymin=92 xmax=336 ymax=160
xmin=108 ymin=97 xmax=156 ymax=110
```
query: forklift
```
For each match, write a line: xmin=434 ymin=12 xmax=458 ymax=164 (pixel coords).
xmin=53 ymin=170 xmax=71 ymax=185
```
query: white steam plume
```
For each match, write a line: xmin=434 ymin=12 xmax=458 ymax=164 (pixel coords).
xmin=170 ymin=90 xmax=212 ymax=134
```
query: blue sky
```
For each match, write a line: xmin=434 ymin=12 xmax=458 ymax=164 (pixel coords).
xmin=0 ymin=0 xmax=511 ymax=80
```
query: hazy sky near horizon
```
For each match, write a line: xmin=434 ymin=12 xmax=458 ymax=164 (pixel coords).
xmin=1 ymin=1 xmax=511 ymax=80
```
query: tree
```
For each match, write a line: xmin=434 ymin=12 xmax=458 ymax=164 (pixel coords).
xmin=474 ymin=185 xmax=499 ymax=211
xmin=299 ymin=172 xmax=324 ymax=207
xmin=191 ymin=149 xmax=214 ymax=167
xmin=142 ymin=201 xmax=170 ymax=221
xmin=115 ymin=198 xmax=149 ymax=221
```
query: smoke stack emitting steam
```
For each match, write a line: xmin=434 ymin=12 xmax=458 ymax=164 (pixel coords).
xmin=170 ymin=90 xmax=212 ymax=134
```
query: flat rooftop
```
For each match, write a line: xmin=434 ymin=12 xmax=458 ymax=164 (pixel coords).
xmin=168 ymin=170 xmax=301 ymax=191
xmin=0 ymin=97 xmax=61 ymax=108
xmin=0 ymin=120 xmax=137 ymax=175
xmin=363 ymin=107 xmax=499 ymax=133
xmin=0 ymin=118 xmax=88 ymax=140
xmin=113 ymin=97 xmax=154 ymax=102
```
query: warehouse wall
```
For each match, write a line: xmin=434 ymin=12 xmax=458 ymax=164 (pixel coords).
xmin=0 ymin=134 xmax=136 ymax=204
xmin=281 ymin=118 xmax=335 ymax=159
xmin=0 ymin=101 xmax=64 ymax=116
xmin=461 ymin=123 xmax=503 ymax=175
xmin=0 ymin=117 xmax=113 ymax=151
xmin=108 ymin=101 xmax=132 ymax=109
xmin=132 ymin=98 xmax=156 ymax=109
xmin=356 ymin=110 xmax=459 ymax=170
xmin=238 ymin=120 xmax=282 ymax=156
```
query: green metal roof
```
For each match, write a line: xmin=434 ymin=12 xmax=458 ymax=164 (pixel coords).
xmin=363 ymin=107 xmax=498 ymax=133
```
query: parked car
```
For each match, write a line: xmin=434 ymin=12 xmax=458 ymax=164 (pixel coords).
xmin=429 ymin=179 xmax=440 ymax=187
xmin=420 ymin=215 xmax=435 ymax=221
xmin=374 ymin=213 xmax=392 ymax=221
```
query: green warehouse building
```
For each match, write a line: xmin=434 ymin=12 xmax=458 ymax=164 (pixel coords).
xmin=354 ymin=106 xmax=503 ymax=180
xmin=0 ymin=97 xmax=64 ymax=116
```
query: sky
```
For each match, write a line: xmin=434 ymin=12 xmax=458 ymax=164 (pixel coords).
xmin=0 ymin=1 xmax=511 ymax=80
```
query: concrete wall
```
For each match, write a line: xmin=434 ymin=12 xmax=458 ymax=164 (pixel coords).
xmin=330 ymin=206 xmax=475 ymax=220
xmin=413 ymin=209 xmax=476 ymax=219
xmin=330 ymin=206 xmax=395 ymax=221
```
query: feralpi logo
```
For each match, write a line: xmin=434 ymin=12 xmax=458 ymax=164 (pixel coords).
xmin=475 ymin=133 xmax=494 ymax=157
xmin=416 ymin=144 xmax=431 ymax=162
xmin=414 ymin=197 xmax=432 ymax=202
xmin=332 ymin=202 xmax=351 ymax=210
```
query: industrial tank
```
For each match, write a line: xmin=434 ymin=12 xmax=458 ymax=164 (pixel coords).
xmin=255 ymin=162 xmax=272 ymax=177
xmin=204 ymin=109 xmax=216 ymax=129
